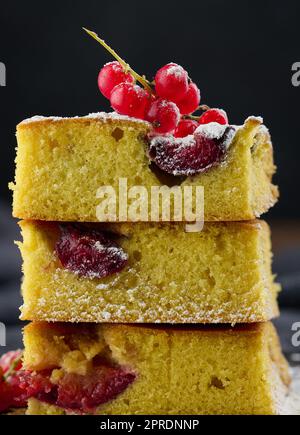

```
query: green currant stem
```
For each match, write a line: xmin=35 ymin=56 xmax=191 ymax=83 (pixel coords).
xmin=198 ymin=104 xmax=210 ymax=112
xmin=3 ymin=355 xmax=23 ymax=381
xmin=83 ymin=28 xmax=153 ymax=94
xmin=184 ymin=105 xmax=211 ymax=120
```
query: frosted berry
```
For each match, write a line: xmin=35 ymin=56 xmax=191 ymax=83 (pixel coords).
xmin=155 ymin=63 xmax=189 ymax=102
xmin=149 ymin=126 xmax=235 ymax=175
xmin=198 ymin=108 xmax=228 ymax=125
xmin=174 ymin=119 xmax=198 ymax=137
xmin=0 ymin=350 xmax=29 ymax=411
xmin=176 ymin=82 xmax=200 ymax=115
xmin=146 ymin=98 xmax=180 ymax=133
xmin=56 ymin=224 xmax=128 ymax=279
xmin=0 ymin=350 xmax=23 ymax=375
xmin=110 ymin=83 xmax=150 ymax=119
xmin=98 ymin=61 xmax=134 ymax=99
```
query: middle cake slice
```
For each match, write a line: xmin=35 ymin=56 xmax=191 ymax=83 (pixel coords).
xmin=18 ymin=220 xmax=278 ymax=324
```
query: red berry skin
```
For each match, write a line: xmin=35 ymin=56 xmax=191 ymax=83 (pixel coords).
xmin=146 ymin=98 xmax=180 ymax=134
xmin=110 ymin=83 xmax=150 ymax=119
xmin=198 ymin=108 xmax=228 ymax=125
xmin=98 ymin=61 xmax=134 ymax=99
xmin=0 ymin=350 xmax=23 ymax=375
xmin=7 ymin=365 xmax=135 ymax=414
xmin=174 ymin=119 xmax=198 ymax=138
xmin=0 ymin=381 xmax=14 ymax=412
xmin=155 ymin=63 xmax=189 ymax=103
xmin=55 ymin=224 xmax=128 ymax=279
xmin=54 ymin=367 xmax=135 ymax=412
xmin=176 ymin=83 xmax=200 ymax=115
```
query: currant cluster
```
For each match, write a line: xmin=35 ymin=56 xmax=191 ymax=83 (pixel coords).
xmin=97 ymin=60 xmax=228 ymax=135
xmin=84 ymin=28 xmax=232 ymax=175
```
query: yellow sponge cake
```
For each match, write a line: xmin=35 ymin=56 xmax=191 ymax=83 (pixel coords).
xmin=18 ymin=220 xmax=279 ymax=323
xmin=11 ymin=113 xmax=277 ymax=222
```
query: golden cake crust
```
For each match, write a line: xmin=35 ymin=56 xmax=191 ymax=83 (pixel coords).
xmin=17 ymin=112 xmax=151 ymax=131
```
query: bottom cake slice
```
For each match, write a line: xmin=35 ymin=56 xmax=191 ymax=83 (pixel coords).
xmin=22 ymin=322 xmax=290 ymax=415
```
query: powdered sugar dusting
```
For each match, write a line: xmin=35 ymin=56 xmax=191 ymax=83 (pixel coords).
xmin=281 ymin=366 xmax=300 ymax=415
xmin=165 ymin=64 xmax=185 ymax=78
xmin=245 ymin=115 xmax=263 ymax=124
xmin=20 ymin=259 xmax=277 ymax=324
xmin=93 ymin=241 xmax=128 ymax=262
xmin=195 ymin=122 xmax=228 ymax=139
xmin=148 ymin=124 xmax=237 ymax=176
xmin=19 ymin=112 xmax=151 ymax=126
xmin=150 ymin=133 xmax=196 ymax=150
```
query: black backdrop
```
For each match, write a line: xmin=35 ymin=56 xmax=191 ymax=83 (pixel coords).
xmin=0 ymin=0 xmax=299 ymax=217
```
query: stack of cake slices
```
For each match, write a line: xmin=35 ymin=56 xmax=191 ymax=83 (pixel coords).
xmin=10 ymin=112 xmax=290 ymax=414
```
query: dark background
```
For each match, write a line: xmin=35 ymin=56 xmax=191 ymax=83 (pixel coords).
xmin=0 ymin=0 xmax=299 ymax=357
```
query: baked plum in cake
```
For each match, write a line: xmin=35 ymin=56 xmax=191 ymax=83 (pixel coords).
xmin=18 ymin=220 xmax=279 ymax=323
xmin=10 ymin=114 xmax=277 ymax=222
xmin=20 ymin=322 xmax=290 ymax=415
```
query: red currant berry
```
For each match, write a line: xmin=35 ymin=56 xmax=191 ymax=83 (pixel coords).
xmin=146 ymin=98 xmax=180 ymax=134
xmin=198 ymin=108 xmax=228 ymax=125
xmin=174 ymin=119 xmax=198 ymax=137
xmin=98 ymin=61 xmax=134 ymax=99
xmin=0 ymin=350 xmax=23 ymax=375
xmin=110 ymin=83 xmax=150 ymax=119
xmin=0 ymin=381 xmax=14 ymax=413
xmin=176 ymin=83 xmax=200 ymax=115
xmin=155 ymin=63 xmax=189 ymax=103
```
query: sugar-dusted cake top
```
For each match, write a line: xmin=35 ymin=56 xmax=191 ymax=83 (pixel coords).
xmin=17 ymin=113 xmax=267 ymax=180
xmin=19 ymin=111 xmax=264 ymax=129
xmin=19 ymin=111 xmax=151 ymax=127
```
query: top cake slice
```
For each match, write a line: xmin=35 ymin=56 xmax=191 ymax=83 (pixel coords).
xmin=10 ymin=112 xmax=278 ymax=222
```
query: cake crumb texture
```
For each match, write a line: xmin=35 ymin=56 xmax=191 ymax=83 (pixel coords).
xmin=23 ymin=322 xmax=290 ymax=415
xmin=11 ymin=115 xmax=278 ymax=222
xmin=18 ymin=220 xmax=279 ymax=323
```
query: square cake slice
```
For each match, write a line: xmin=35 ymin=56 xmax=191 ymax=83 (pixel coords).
xmin=23 ymin=322 xmax=290 ymax=415
xmin=10 ymin=113 xmax=277 ymax=222
xmin=18 ymin=220 xmax=279 ymax=323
